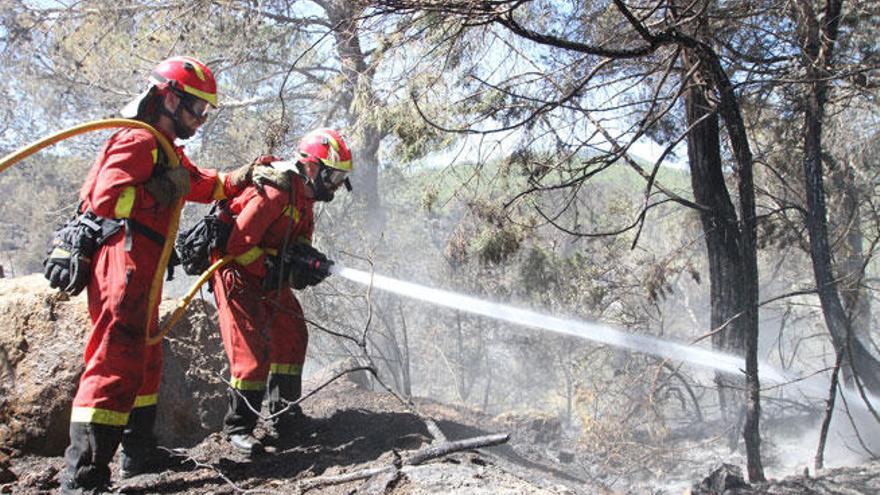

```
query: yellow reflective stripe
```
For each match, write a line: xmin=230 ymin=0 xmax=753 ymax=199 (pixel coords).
xmin=324 ymin=132 xmax=339 ymax=150
xmin=183 ymin=85 xmax=217 ymax=106
xmin=133 ymin=394 xmax=158 ymax=408
xmin=282 ymin=206 xmax=300 ymax=222
xmin=70 ymin=406 xmax=130 ymax=426
xmin=213 ymin=173 xmax=228 ymax=200
xmin=230 ymin=376 xmax=266 ymax=391
xmin=318 ymin=131 xmax=340 ymax=152
xmin=235 ymin=246 xmax=264 ymax=266
xmin=189 ymin=63 xmax=207 ymax=82
xmin=269 ymin=363 xmax=302 ymax=375
xmin=114 ymin=186 xmax=136 ymax=218
xmin=151 ymin=148 xmax=158 ymax=164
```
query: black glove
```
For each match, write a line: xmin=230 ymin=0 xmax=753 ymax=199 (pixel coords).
xmin=283 ymin=243 xmax=333 ymax=289
xmin=263 ymin=255 xmax=286 ymax=292
xmin=43 ymin=224 xmax=94 ymax=296
xmin=44 ymin=246 xmax=73 ymax=291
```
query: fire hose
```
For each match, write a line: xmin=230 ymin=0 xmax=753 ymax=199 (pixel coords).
xmin=156 ymin=255 xmax=232 ymax=342
xmin=0 ymin=118 xmax=182 ymax=345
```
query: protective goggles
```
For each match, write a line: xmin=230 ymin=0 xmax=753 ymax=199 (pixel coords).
xmin=180 ymin=95 xmax=210 ymax=121
xmin=318 ymin=165 xmax=352 ymax=191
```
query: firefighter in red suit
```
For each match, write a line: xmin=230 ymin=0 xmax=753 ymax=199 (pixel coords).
xmin=58 ymin=57 xmax=280 ymax=493
xmin=211 ymin=129 xmax=352 ymax=455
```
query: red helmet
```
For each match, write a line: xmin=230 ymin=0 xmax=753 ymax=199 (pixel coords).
xmin=150 ymin=56 xmax=217 ymax=106
xmin=121 ymin=56 xmax=217 ymax=118
xmin=297 ymin=128 xmax=353 ymax=192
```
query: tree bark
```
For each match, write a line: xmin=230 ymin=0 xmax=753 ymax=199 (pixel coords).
xmin=682 ymin=41 xmax=765 ymax=481
xmin=796 ymin=0 xmax=880 ymax=396
xmin=831 ymin=154 xmax=872 ymax=351
xmin=683 ymin=71 xmax=744 ymax=416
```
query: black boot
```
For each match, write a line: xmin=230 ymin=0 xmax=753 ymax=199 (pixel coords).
xmin=224 ymin=389 xmax=265 ymax=456
xmin=264 ymin=374 xmax=306 ymax=445
xmin=60 ymin=422 xmax=122 ymax=494
xmin=119 ymin=405 xmax=186 ymax=479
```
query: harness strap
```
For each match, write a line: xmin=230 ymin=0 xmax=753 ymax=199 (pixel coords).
xmin=120 ymin=216 xmax=176 ymax=280
xmin=79 ymin=214 xmax=102 ymax=233
xmin=79 ymin=208 xmax=166 ymax=251
xmin=122 ymin=218 xmax=166 ymax=251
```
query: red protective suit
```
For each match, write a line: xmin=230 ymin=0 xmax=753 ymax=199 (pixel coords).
xmin=71 ymin=127 xmax=240 ymax=426
xmin=211 ymin=177 xmax=314 ymax=396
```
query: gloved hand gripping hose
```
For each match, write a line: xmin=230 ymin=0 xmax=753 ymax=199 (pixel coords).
xmin=284 ymin=243 xmax=333 ymax=289
xmin=0 ymin=118 xmax=181 ymax=345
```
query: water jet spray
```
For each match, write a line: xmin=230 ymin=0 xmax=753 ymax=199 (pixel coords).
xmin=331 ymin=265 xmax=794 ymax=384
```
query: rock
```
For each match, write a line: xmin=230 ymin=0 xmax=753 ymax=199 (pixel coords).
xmin=0 ymin=451 xmax=15 ymax=484
xmin=16 ymin=463 xmax=55 ymax=491
xmin=309 ymin=356 xmax=372 ymax=390
xmin=493 ymin=410 xmax=563 ymax=444
xmin=557 ymin=449 xmax=575 ymax=463
xmin=0 ymin=275 xmax=227 ymax=455
xmin=691 ymin=463 xmax=749 ymax=494
xmin=0 ymin=275 xmax=89 ymax=456
xmin=155 ymin=297 xmax=227 ymax=448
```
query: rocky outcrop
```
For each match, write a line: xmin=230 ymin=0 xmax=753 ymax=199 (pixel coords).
xmin=0 ymin=275 xmax=89 ymax=456
xmin=0 ymin=274 xmax=227 ymax=456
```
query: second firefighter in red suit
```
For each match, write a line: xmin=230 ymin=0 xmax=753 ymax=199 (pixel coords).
xmin=211 ymin=128 xmax=353 ymax=455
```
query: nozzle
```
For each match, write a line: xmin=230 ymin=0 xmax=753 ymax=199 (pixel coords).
xmin=327 ymin=261 xmax=341 ymax=276
xmin=308 ymin=257 xmax=334 ymax=277
xmin=289 ymin=253 xmax=335 ymax=277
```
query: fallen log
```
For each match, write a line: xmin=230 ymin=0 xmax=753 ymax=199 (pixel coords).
xmin=299 ymin=433 xmax=510 ymax=492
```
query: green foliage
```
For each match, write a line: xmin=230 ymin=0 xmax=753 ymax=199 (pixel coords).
xmin=518 ymin=246 xmax=555 ymax=292
xmin=473 ymin=224 xmax=521 ymax=265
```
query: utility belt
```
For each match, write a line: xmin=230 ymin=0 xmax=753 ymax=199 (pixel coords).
xmin=77 ymin=211 xmax=167 ymax=252
xmin=43 ymin=208 xmax=176 ymax=296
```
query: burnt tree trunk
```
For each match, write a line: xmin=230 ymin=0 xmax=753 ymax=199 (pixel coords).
xmin=797 ymin=0 xmax=880 ymax=396
xmin=670 ymin=0 xmax=763 ymax=478
xmin=831 ymin=154 xmax=872 ymax=349
xmin=682 ymin=39 xmax=765 ymax=481
xmin=683 ymin=75 xmax=745 ymax=419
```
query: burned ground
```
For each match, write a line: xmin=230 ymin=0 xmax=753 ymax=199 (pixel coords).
xmin=1 ymin=274 xmax=879 ymax=494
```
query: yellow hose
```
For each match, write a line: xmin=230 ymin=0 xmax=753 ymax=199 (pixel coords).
xmin=0 ymin=118 xmax=181 ymax=345
xmin=149 ymin=256 xmax=232 ymax=345
xmin=0 ymin=119 xmax=178 ymax=173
